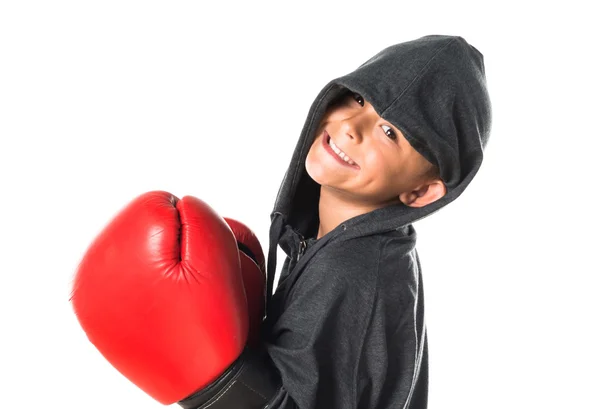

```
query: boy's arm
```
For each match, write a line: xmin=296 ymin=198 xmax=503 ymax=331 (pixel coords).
xmin=181 ymin=242 xmax=422 ymax=409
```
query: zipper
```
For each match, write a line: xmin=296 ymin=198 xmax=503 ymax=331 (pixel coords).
xmin=295 ymin=223 xmax=348 ymax=262
xmin=297 ymin=237 xmax=307 ymax=261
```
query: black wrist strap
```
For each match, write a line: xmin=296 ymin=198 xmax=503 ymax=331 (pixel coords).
xmin=178 ymin=347 xmax=281 ymax=409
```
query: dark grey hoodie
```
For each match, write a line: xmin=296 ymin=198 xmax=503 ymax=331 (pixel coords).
xmin=261 ymin=35 xmax=492 ymax=409
xmin=179 ymin=34 xmax=491 ymax=409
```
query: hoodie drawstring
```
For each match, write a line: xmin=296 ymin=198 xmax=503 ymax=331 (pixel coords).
xmin=266 ymin=214 xmax=284 ymax=315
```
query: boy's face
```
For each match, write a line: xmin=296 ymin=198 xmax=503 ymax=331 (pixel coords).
xmin=305 ymin=91 xmax=443 ymax=207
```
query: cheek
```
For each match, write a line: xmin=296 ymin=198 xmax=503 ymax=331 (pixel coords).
xmin=307 ymin=134 xmax=321 ymax=157
xmin=305 ymin=137 xmax=323 ymax=177
xmin=365 ymin=147 xmax=394 ymax=174
xmin=372 ymin=150 xmax=408 ymax=185
xmin=360 ymin=150 xmax=394 ymax=187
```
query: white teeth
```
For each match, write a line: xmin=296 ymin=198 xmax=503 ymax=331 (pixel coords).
xmin=329 ymin=138 xmax=356 ymax=165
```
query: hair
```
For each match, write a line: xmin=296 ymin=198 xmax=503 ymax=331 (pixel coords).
xmin=422 ymin=161 xmax=442 ymax=183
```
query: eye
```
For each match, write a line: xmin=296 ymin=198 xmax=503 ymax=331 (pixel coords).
xmin=382 ymin=124 xmax=397 ymax=141
xmin=352 ymin=92 xmax=364 ymax=107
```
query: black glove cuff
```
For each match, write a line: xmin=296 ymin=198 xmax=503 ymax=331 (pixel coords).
xmin=178 ymin=347 xmax=281 ymax=409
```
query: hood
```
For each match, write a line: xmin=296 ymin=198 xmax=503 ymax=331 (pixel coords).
xmin=265 ymin=35 xmax=492 ymax=300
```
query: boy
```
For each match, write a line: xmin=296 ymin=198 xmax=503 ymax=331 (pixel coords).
xmin=72 ymin=34 xmax=491 ymax=409
xmin=256 ymin=34 xmax=491 ymax=408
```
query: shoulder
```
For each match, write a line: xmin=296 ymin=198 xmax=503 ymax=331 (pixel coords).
xmin=329 ymin=231 xmax=422 ymax=307
xmin=304 ymin=235 xmax=382 ymax=285
xmin=303 ymin=230 xmax=419 ymax=289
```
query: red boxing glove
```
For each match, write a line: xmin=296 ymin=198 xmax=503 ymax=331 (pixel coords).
xmin=70 ymin=191 xmax=251 ymax=404
xmin=223 ymin=218 xmax=266 ymax=348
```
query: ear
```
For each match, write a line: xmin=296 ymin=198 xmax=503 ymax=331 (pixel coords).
xmin=399 ymin=180 xmax=447 ymax=208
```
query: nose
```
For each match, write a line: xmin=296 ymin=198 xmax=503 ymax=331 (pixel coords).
xmin=339 ymin=107 xmax=378 ymax=143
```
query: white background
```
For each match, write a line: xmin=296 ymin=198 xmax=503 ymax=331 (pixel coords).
xmin=1 ymin=1 xmax=598 ymax=408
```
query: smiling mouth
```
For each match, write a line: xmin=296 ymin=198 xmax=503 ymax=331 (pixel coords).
xmin=323 ymin=131 xmax=359 ymax=168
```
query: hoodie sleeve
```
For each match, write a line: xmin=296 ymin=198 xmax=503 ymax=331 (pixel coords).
xmin=262 ymin=241 xmax=414 ymax=409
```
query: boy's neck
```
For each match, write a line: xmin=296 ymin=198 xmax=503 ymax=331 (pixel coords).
xmin=316 ymin=187 xmax=398 ymax=239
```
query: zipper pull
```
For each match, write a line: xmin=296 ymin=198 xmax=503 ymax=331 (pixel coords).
xmin=297 ymin=238 xmax=307 ymax=261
